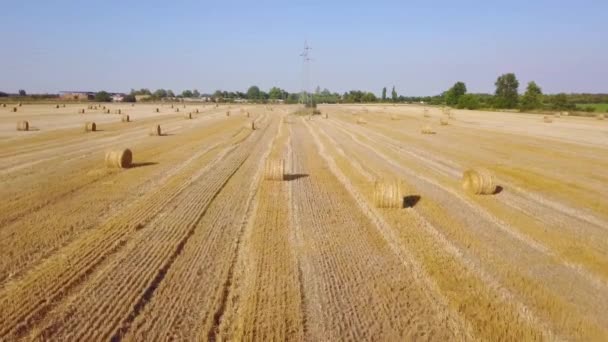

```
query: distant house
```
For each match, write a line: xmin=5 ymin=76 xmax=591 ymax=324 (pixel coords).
xmin=59 ymin=91 xmax=95 ymax=101
xmin=111 ymin=94 xmax=125 ymax=102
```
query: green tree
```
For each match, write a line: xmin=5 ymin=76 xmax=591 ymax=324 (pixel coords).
xmin=167 ymin=90 xmax=175 ymax=98
xmin=551 ymin=93 xmax=574 ymax=110
xmin=494 ymin=73 xmax=519 ymax=108
xmin=181 ymin=90 xmax=194 ymax=98
xmin=457 ymin=94 xmax=480 ymax=110
xmin=268 ymin=87 xmax=283 ymax=100
xmin=192 ymin=89 xmax=200 ymax=98
xmin=18 ymin=89 xmax=26 ymax=96
xmin=123 ymin=94 xmax=136 ymax=103
xmin=520 ymin=81 xmax=543 ymax=111
xmin=153 ymin=89 xmax=167 ymax=99
xmin=382 ymin=87 xmax=387 ymax=101
xmin=391 ymin=86 xmax=398 ymax=102
xmin=247 ymin=86 xmax=261 ymax=100
xmin=445 ymin=81 xmax=467 ymax=106
xmin=95 ymin=91 xmax=112 ymax=102
xmin=362 ymin=92 xmax=377 ymax=102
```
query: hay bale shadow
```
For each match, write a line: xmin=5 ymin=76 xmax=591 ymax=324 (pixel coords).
xmin=284 ymin=173 xmax=309 ymax=181
xmin=129 ymin=162 xmax=158 ymax=169
xmin=494 ymin=186 xmax=503 ymax=195
xmin=403 ymin=195 xmax=421 ymax=208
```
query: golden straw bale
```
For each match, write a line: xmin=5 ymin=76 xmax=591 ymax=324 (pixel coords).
xmin=440 ymin=118 xmax=449 ymax=125
xmin=12 ymin=107 xmax=17 ymax=112
xmin=421 ymin=125 xmax=436 ymax=134
xmin=462 ymin=168 xmax=497 ymax=195
xmin=226 ymin=111 xmax=230 ymax=117
xmin=84 ymin=122 xmax=96 ymax=132
xmin=17 ymin=120 xmax=29 ymax=131
xmin=356 ymin=117 xmax=367 ymax=124
xmin=374 ymin=180 xmax=404 ymax=208
xmin=250 ymin=121 xmax=256 ymax=130
xmin=543 ymin=116 xmax=553 ymax=123
xmin=264 ymin=159 xmax=285 ymax=181
xmin=155 ymin=108 xmax=160 ymax=113
xmin=121 ymin=114 xmax=130 ymax=122
xmin=149 ymin=124 xmax=162 ymax=136
xmin=184 ymin=112 xmax=192 ymax=119
xmin=596 ymin=114 xmax=605 ymax=120
xmin=105 ymin=149 xmax=132 ymax=168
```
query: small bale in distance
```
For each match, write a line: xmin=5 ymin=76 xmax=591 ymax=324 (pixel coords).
xmin=543 ymin=116 xmax=553 ymax=123
xmin=16 ymin=120 xmax=29 ymax=131
xmin=121 ymin=114 xmax=130 ymax=122
xmin=12 ymin=107 xmax=18 ymax=112
xmin=155 ymin=108 xmax=160 ymax=113
xmin=116 ymin=109 xmax=122 ymax=114
xmin=374 ymin=180 xmax=404 ymax=209
xmin=184 ymin=112 xmax=192 ymax=119
xmin=264 ymin=159 xmax=285 ymax=181
xmin=18 ymin=102 xmax=22 ymax=107
xmin=356 ymin=117 xmax=367 ymax=124
xmin=250 ymin=121 xmax=256 ymax=130
xmin=56 ymin=104 xmax=60 ymax=109
xmin=195 ymin=109 xmax=199 ymax=113
xmin=175 ymin=108 xmax=180 ymax=112
xmin=246 ymin=111 xmax=250 ymax=118
xmin=79 ymin=109 xmax=85 ymax=114
xmin=324 ymin=113 xmax=329 ymax=119
xmin=421 ymin=125 xmax=436 ymax=134
xmin=462 ymin=168 xmax=497 ymax=195
xmin=440 ymin=118 xmax=449 ymax=126
xmin=84 ymin=122 xmax=96 ymax=132
xmin=149 ymin=124 xmax=162 ymax=136
xmin=2 ymin=103 xmax=6 ymax=107
xmin=596 ymin=114 xmax=605 ymax=120
xmin=226 ymin=111 xmax=230 ymax=117
xmin=391 ymin=114 xmax=398 ymax=120
xmin=104 ymin=149 xmax=132 ymax=168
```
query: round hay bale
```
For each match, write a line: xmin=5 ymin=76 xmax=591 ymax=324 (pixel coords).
xmin=176 ymin=108 xmax=180 ymax=112
xmin=184 ymin=112 xmax=192 ymax=119
xmin=561 ymin=111 xmax=570 ymax=116
xmin=56 ymin=104 xmax=60 ymax=109
xmin=79 ymin=109 xmax=85 ymax=114
xmin=106 ymin=109 xmax=111 ymax=114
xmin=596 ymin=114 xmax=605 ymax=120
xmin=84 ymin=122 xmax=96 ymax=132
xmin=171 ymin=104 xmax=174 ymax=108
xmin=149 ymin=124 xmax=162 ymax=136
xmin=250 ymin=121 xmax=256 ymax=130
xmin=131 ymin=103 xmax=135 ymax=107
xmin=62 ymin=104 xmax=66 ymax=108
xmin=554 ymin=113 xmax=561 ymax=118
xmin=105 ymin=149 xmax=132 ymax=168
xmin=390 ymin=114 xmax=398 ymax=120
xmin=2 ymin=103 xmax=6 ymax=107
xmin=116 ymin=109 xmax=122 ymax=114
xmin=155 ymin=108 xmax=160 ymax=113
xmin=195 ymin=109 xmax=199 ymax=113
xmin=12 ymin=107 xmax=18 ymax=112
xmin=16 ymin=120 xmax=29 ymax=131
xmin=264 ymin=159 xmax=284 ymax=181
xmin=462 ymin=168 xmax=496 ymax=195
xmin=246 ymin=111 xmax=250 ymax=117
xmin=356 ymin=117 xmax=367 ymax=124
xmin=373 ymin=180 xmax=403 ymax=209
xmin=121 ymin=114 xmax=130 ymax=122
xmin=324 ymin=113 xmax=329 ymax=119
xmin=226 ymin=111 xmax=230 ymax=117
xmin=440 ymin=118 xmax=449 ymax=126
xmin=543 ymin=116 xmax=553 ymax=123
xmin=421 ymin=125 xmax=436 ymax=134
xmin=18 ymin=102 xmax=22 ymax=107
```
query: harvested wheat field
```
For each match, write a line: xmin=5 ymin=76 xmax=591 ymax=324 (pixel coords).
xmin=0 ymin=103 xmax=607 ymax=340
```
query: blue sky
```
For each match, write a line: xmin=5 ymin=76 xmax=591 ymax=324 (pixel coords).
xmin=1 ymin=0 xmax=606 ymax=95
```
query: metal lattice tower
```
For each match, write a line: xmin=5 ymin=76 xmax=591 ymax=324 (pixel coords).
xmin=300 ymin=41 xmax=312 ymax=107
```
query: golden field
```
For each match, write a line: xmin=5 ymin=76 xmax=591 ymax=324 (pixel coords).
xmin=0 ymin=102 xmax=607 ymax=340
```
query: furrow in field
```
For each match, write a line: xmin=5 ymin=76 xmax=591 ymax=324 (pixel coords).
xmin=314 ymin=118 xmax=608 ymax=338
xmin=289 ymin=119 xmax=471 ymax=340
xmin=329 ymin=118 xmax=608 ymax=285
xmin=122 ymin=115 xmax=281 ymax=341
xmin=0 ymin=119 xmax=258 ymax=340
xmin=0 ymin=118 xmax=249 ymax=285
xmin=215 ymin=117 xmax=305 ymax=341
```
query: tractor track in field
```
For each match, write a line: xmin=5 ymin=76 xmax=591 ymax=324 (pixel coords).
xmin=0 ymin=116 xmax=263 ymax=340
xmin=295 ymin=119 xmax=472 ymax=340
